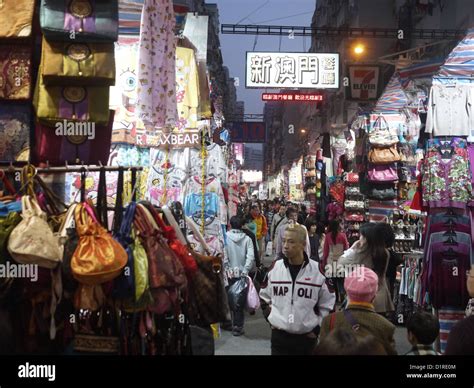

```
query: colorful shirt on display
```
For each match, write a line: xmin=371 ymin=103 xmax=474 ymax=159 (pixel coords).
xmin=182 ymin=176 xmax=227 ymax=236
xmin=425 ymin=85 xmax=472 ymax=137
xmin=175 ymin=47 xmax=200 ymax=130
xmin=424 ymin=237 xmax=472 ymax=309
xmin=146 ymin=148 xmax=189 ymax=206
xmin=188 ymin=144 xmax=228 ymax=184
xmin=422 ymin=138 xmax=472 ymax=209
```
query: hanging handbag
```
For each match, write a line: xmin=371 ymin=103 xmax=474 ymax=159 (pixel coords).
xmin=0 ymin=212 xmax=22 ymax=264
xmin=134 ymin=203 xmax=187 ymax=290
xmin=0 ymin=45 xmax=32 ymax=100
xmin=8 ymin=195 xmax=63 ymax=268
xmin=367 ymin=164 xmax=399 ymax=182
xmin=186 ymin=243 xmax=228 ymax=325
xmin=368 ymin=115 xmax=399 ymax=146
xmin=345 ymin=213 xmax=364 ymax=222
xmin=367 ymin=186 xmax=397 ymax=200
xmin=0 ymin=0 xmax=35 ymax=37
xmin=141 ymin=201 xmax=198 ymax=278
xmin=113 ymin=202 xmax=136 ymax=300
xmin=33 ymin=73 xmax=110 ymax=125
xmin=40 ymin=0 xmax=119 ymax=42
xmin=71 ymin=202 xmax=128 ymax=285
xmin=344 ymin=172 xmax=359 ymax=184
xmin=0 ymin=103 xmax=31 ymax=162
xmin=398 ymin=143 xmax=417 ymax=165
xmin=344 ymin=200 xmax=366 ymax=210
xmin=59 ymin=203 xmax=80 ymax=293
xmin=368 ymin=145 xmax=401 ymax=164
xmin=329 ymin=180 xmax=345 ymax=204
xmin=41 ymin=38 xmax=116 ymax=86
xmin=33 ymin=110 xmax=113 ymax=166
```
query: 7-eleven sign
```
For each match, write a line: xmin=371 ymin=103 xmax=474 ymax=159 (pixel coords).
xmin=349 ymin=66 xmax=380 ymax=100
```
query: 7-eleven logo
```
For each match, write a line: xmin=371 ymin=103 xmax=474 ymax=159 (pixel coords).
xmin=353 ymin=69 xmax=376 ymax=99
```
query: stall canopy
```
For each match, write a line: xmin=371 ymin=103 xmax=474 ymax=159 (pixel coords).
xmin=119 ymin=0 xmax=188 ymax=36
xmin=374 ymin=73 xmax=409 ymax=113
xmin=119 ymin=0 xmax=144 ymax=36
xmin=435 ymin=28 xmax=474 ymax=84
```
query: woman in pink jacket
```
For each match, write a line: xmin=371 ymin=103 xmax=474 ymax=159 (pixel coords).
xmin=322 ymin=220 xmax=349 ymax=303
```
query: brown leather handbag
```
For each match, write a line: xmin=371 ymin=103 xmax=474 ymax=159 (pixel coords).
xmin=186 ymin=244 xmax=229 ymax=325
xmin=134 ymin=204 xmax=187 ymax=290
xmin=368 ymin=144 xmax=401 ymax=164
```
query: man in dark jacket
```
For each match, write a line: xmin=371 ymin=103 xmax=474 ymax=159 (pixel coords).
xmin=320 ymin=267 xmax=397 ymax=355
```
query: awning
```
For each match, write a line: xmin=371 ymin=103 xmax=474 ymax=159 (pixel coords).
xmin=398 ymin=59 xmax=444 ymax=87
xmin=435 ymin=28 xmax=474 ymax=84
xmin=374 ymin=73 xmax=409 ymax=113
xmin=119 ymin=0 xmax=188 ymax=36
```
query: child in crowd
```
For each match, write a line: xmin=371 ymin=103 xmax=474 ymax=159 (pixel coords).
xmin=405 ymin=311 xmax=441 ymax=355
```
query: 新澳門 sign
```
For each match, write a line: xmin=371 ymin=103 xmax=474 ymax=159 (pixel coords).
xmin=229 ymin=122 xmax=266 ymax=143
xmin=246 ymin=52 xmax=339 ymax=89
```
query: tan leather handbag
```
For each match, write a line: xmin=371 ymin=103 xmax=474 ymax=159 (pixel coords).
xmin=7 ymin=195 xmax=63 ymax=269
xmin=368 ymin=145 xmax=401 ymax=164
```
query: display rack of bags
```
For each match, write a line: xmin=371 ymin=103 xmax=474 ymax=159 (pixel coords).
xmin=342 ymin=171 xmax=366 ymax=244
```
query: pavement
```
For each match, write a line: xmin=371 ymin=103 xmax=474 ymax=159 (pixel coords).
xmin=215 ymin=308 xmax=411 ymax=356
xmin=215 ymin=254 xmax=412 ymax=356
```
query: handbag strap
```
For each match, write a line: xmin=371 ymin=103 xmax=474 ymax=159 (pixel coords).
xmin=59 ymin=203 xmax=78 ymax=238
xmin=96 ymin=167 xmax=108 ymax=229
xmin=82 ymin=201 xmax=99 ymax=224
xmin=112 ymin=167 xmax=124 ymax=235
xmin=343 ymin=310 xmax=361 ymax=331
xmin=119 ymin=202 xmax=136 ymax=238
xmin=134 ymin=203 xmax=156 ymax=234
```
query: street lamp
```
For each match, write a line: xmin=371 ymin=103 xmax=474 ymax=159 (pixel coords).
xmin=353 ymin=42 xmax=365 ymax=56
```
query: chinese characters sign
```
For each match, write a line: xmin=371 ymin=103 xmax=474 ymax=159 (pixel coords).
xmin=246 ymin=52 xmax=339 ymax=89
xmin=262 ymin=93 xmax=323 ymax=102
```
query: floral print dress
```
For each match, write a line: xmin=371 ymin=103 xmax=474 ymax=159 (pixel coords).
xmin=136 ymin=0 xmax=177 ymax=129
xmin=422 ymin=137 xmax=472 ymax=209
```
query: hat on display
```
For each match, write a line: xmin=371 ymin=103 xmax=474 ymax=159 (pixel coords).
xmin=344 ymin=267 xmax=379 ymax=303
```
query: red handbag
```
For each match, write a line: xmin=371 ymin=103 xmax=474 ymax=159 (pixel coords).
xmin=32 ymin=110 xmax=114 ymax=165
xmin=344 ymin=172 xmax=359 ymax=184
xmin=329 ymin=180 xmax=345 ymax=204
xmin=140 ymin=201 xmax=198 ymax=278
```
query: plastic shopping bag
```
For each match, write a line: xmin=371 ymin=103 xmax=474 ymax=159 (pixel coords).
xmin=265 ymin=241 xmax=273 ymax=256
xmin=227 ymin=277 xmax=248 ymax=311
xmin=246 ymin=276 xmax=260 ymax=313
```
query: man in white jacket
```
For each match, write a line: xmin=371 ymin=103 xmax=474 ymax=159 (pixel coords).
xmin=225 ymin=216 xmax=256 ymax=336
xmin=260 ymin=224 xmax=335 ymax=355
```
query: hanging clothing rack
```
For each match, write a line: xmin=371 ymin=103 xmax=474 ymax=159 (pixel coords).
xmin=0 ymin=162 xmax=143 ymax=174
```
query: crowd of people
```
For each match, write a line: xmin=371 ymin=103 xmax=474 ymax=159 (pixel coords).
xmin=222 ymin=198 xmax=474 ymax=356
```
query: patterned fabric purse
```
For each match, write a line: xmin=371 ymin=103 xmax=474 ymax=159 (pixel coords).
xmin=40 ymin=0 xmax=119 ymax=42
xmin=0 ymin=45 xmax=32 ymax=100
xmin=41 ymin=38 xmax=115 ymax=86
xmin=0 ymin=103 xmax=31 ymax=162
